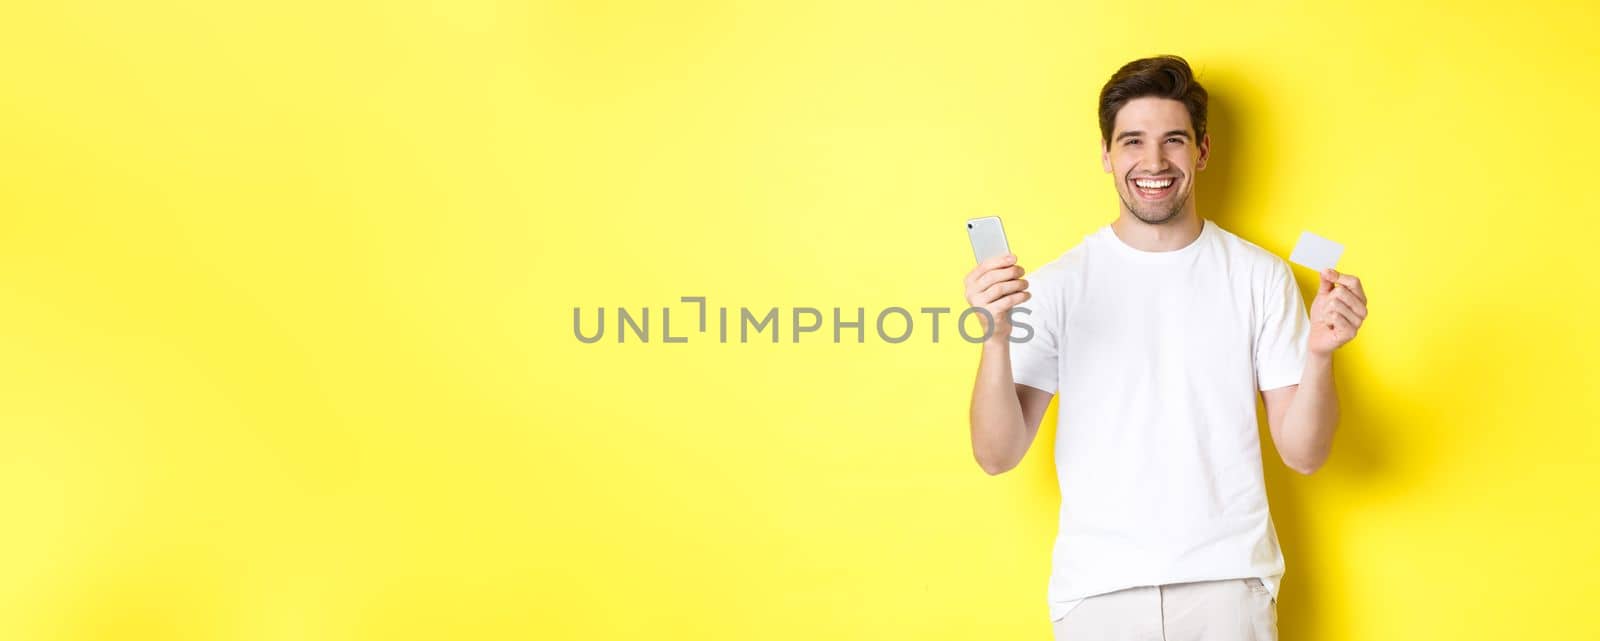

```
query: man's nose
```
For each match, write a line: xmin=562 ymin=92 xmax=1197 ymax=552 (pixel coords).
xmin=1140 ymin=145 xmax=1168 ymax=173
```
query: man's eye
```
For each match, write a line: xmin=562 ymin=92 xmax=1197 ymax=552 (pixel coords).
xmin=1125 ymin=139 xmax=1140 ymax=146
xmin=1166 ymin=138 xmax=1183 ymax=144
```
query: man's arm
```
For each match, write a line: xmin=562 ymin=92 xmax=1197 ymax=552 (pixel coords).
xmin=1261 ymin=352 xmax=1336 ymax=475
xmin=1262 ymin=268 xmax=1367 ymax=475
xmin=961 ymin=253 xmax=1051 ymax=475
xmin=970 ymin=336 xmax=1055 ymax=475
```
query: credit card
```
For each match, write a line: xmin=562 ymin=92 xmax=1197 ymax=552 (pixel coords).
xmin=1289 ymin=230 xmax=1344 ymax=272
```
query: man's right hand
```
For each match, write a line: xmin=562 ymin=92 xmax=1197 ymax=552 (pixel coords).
xmin=963 ymin=253 xmax=1030 ymax=342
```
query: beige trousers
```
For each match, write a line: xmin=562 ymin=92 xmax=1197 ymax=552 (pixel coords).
xmin=1051 ymin=578 xmax=1278 ymax=641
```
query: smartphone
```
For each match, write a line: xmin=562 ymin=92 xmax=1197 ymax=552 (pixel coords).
xmin=966 ymin=216 xmax=1010 ymax=263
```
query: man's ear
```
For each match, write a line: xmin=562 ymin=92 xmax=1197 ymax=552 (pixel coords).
xmin=1196 ymin=133 xmax=1210 ymax=172
xmin=1101 ymin=140 xmax=1112 ymax=173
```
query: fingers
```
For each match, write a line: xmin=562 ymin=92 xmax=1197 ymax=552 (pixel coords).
xmin=1330 ymin=287 xmax=1367 ymax=319
xmin=1316 ymin=297 xmax=1362 ymax=331
xmin=982 ymin=276 xmax=1029 ymax=300
xmin=1321 ymin=268 xmax=1366 ymax=303
xmin=964 ymin=254 xmax=1026 ymax=309
xmin=1324 ymin=297 xmax=1364 ymax=328
xmin=1319 ymin=268 xmax=1337 ymax=296
xmin=966 ymin=254 xmax=1018 ymax=286
xmin=981 ymin=253 xmax=1018 ymax=271
xmin=975 ymin=265 xmax=1025 ymax=290
xmin=1326 ymin=310 xmax=1358 ymax=341
xmin=1312 ymin=269 xmax=1368 ymax=350
xmin=969 ymin=290 xmax=1033 ymax=336
xmin=1336 ymin=273 xmax=1365 ymax=302
xmin=988 ymin=290 xmax=1032 ymax=316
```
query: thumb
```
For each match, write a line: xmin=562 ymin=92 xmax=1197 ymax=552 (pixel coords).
xmin=1318 ymin=268 xmax=1338 ymax=295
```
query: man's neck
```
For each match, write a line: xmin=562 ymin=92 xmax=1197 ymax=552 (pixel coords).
xmin=1110 ymin=210 xmax=1204 ymax=252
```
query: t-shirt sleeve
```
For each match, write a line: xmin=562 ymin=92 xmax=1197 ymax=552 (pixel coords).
xmin=1008 ymin=267 xmax=1061 ymax=394
xmin=1255 ymin=257 xmax=1310 ymax=391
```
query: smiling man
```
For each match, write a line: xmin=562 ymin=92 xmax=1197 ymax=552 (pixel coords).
xmin=961 ymin=55 xmax=1370 ymax=640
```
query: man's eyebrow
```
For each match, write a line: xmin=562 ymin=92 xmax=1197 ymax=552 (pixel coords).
xmin=1115 ymin=129 xmax=1192 ymax=142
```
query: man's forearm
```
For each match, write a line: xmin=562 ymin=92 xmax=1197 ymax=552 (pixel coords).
xmin=1279 ymin=352 xmax=1340 ymax=474
xmin=970 ymin=338 xmax=1028 ymax=474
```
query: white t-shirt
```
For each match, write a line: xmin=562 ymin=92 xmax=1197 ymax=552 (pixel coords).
xmin=1008 ymin=217 xmax=1310 ymax=623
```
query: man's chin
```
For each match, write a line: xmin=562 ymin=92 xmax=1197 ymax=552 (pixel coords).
xmin=1118 ymin=190 xmax=1188 ymax=225
xmin=1132 ymin=207 xmax=1182 ymax=225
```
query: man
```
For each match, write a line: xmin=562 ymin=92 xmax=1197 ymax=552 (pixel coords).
xmin=963 ymin=55 xmax=1368 ymax=640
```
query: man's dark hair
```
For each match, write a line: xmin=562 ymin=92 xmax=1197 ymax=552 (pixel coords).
xmin=1098 ymin=55 xmax=1208 ymax=150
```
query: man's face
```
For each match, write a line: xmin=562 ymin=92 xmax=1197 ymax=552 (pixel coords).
xmin=1101 ymin=97 xmax=1210 ymax=225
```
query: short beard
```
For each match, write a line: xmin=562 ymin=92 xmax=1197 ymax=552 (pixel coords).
xmin=1118 ymin=192 xmax=1185 ymax=225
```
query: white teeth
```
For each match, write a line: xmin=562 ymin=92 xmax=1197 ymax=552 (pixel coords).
xmin=1134 ymin=178 xmax=1173 ymax=189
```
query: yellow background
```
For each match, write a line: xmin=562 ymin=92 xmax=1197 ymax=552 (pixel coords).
xmin=2 ymin=1 xmax=1597 ymax=639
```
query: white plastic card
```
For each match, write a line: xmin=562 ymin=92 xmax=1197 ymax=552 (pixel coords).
xmin=1289 ymin=230 xmax=1344 ymax=272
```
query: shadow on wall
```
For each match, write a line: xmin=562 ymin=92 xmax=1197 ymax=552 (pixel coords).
xmin=1201 ymin=74 xmax=1399 ymax=640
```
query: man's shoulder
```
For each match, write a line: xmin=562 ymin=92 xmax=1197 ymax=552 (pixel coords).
xmin=1210 ymin=221 xmax=1294 ymax=276
xmin=1030 ymin=227 xmax=1104 ymax=278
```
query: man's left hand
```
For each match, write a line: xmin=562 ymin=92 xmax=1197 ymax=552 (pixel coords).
xmin=1308 ymin=268 xmax=1367 ymax=356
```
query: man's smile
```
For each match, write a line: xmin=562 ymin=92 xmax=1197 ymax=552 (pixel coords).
xmin=1130 ymin=175 xmax=1180 ymax=200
